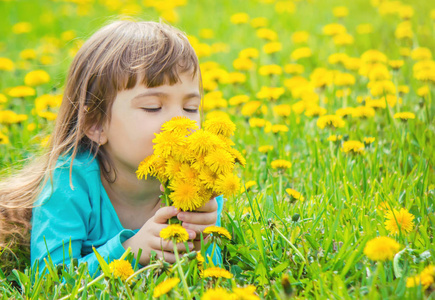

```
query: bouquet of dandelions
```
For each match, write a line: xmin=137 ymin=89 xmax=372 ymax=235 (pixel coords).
xmin=136 ymin=116 xmax=245 ymax=221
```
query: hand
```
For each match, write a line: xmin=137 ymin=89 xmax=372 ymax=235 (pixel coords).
xmin=122 ymin=206 xmax=196 ymax=265
xmin=177 ymin=197 xmax=218 ymax=250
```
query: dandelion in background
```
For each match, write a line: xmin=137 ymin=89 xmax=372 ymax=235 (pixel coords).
xmin=202 ymin=266 xmax=233 ymax=279
xmin=203 ymin=225 xmax=231 ymax=240
xmin=271 ymin=159 xmax=292 ymax=170
xmin=384 ymin=208 xmax=415 ymax=235
xmin=232 ymin=285 xmax=260 ymax=300
xmin=342 ymin=141 xmax=365 ymax=154
xmin=406 ymin=265 xmax=435 ymax=290
xmin=394 ymin=112 xmax=415 ymax=121
xmin=201 ymin=287 xmax=232 ymax=299
xmin=286 ymin=188 xmax=304 ymax=201
xmin=153 ymin=278 xmax=180 ymax=298
xmin=363 ymin=236 xmax=400 ymax=261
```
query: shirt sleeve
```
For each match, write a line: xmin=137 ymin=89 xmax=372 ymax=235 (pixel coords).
xmin=205 ymin=194 xmax=224 ymax=265
xmin=30 ymin=165 xmax=133 ymax=276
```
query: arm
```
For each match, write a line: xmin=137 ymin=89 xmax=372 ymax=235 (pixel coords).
xmin=31 ymin=167 xmax=134 ymax=277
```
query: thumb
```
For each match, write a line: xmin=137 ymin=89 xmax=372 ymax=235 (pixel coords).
xmin=154 ymin=206 xmax=179 ymax=224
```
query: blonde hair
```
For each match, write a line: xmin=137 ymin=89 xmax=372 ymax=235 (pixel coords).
xmin=0 ymin=19 xmax=201 ymax=268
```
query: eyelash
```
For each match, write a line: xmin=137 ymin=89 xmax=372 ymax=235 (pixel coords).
xmin=142 ymin=108 xmax=198 ymax=113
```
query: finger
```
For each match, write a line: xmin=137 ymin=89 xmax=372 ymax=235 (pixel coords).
xmin=153 ymin=238 xmax=194 ymax=252
xmin=153 ymin=206 xmax=179 ymax=224
xmin=178 ymin=211 xmax=217 ymax=225
xmin=156 ymin=251 xmax=176 ymax=263
xmin=182 ymin=222 xmax=215 ymax=234
xmin=160 ymin=184 xmax=165 ymax=192
xmin=195 ymin=198 xmax=218 ymax=212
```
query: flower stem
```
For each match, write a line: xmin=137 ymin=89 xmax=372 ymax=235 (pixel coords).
xmin=126 ymin=263 xmax=160 ymax=283
xmin=274 ymin=227 xmax=306 ymax=264
xmin=59 ymin=273 xmax=105 ymax=300
xmin=173 ymin=239 xmax=191 ymax=299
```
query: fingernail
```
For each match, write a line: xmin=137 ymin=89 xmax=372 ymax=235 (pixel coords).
xmin=188 ymin=242 xmax=194 ymax=249
xmin=188 ymin=232 xmax=195 ymax=239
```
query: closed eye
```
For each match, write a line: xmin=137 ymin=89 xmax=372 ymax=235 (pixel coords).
xmin=184 ymin=108 xmax=199 ymax=113
xmin=142 ymin=107 xmax=161 ymax=112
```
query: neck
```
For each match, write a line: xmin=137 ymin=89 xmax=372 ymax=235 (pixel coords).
xmin=100 ymin=164 xmax=162 ymax=208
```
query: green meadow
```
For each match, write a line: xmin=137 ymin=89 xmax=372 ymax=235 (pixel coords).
xmin=0 ymin=0 xmax=434 ymax=298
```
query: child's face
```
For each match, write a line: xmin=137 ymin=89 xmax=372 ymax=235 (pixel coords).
xmin=101 ymin=72 xmax=201 ymax=175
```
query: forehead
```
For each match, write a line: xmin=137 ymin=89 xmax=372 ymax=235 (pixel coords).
xmin=116 ymin=71 xmax=200 ymax=101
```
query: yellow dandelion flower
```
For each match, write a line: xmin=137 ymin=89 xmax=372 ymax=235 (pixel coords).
xmin=230 ymin=12 xmax=249 ymax=24
xmin=394 ymin=112 xmax=415 ymax=121
xmin=256 ymin=28 xmax=278 ymax=41
xmin=327 ymin=134 xmax=342 ymax=142
xmin=136 ymin=155 xmax=159 ymax=180
xmin=0 ymin=110 xmax=28 ymax=124
xmin=198 ymin=166 xmax=219 ymax=190
xmin=286 ymin=188 xmax=304 ymax=201
xmin=161 ymin=116 xmax=198 ymax=135
xmin=241 ymin=101 xmax=261 ymax=116
xmin=204 ymin=149 xmax=234 ymax=175
xmin=188 ymin=129 xmax=222 ymax=156
xmin=363 ymin=236 xmax=400 ymax=261
xmin=164 ymin=160 xmax=183 ymax=180
xmin=153 ymin=277 xmax=180 ymax=298
xmin=232 ymin=285 xmax=260 ymax=300
xmin=202 ymin=267 xmax=233 ymax=279
xmin=259 ymin=64 xmax=282 ymax=76
xmin=316 ymin=115 xmax=345 ymax=129
xmin=7 ymin=86 xmax=36 ymax=98
xmin=168 ymin=180 xmax=202 ymax=211
xmin=229 ymin=95 xmax=249 ymax=106
xmin=250 ymin=17 xmax=268 ymax=28
xmin=0 ymin=132 xmax=10 ymax=145
xmin=258 ymin=145 xmax=273 ymax=153
xmin=271 ymin=159 xmax=292 ymax=170
xmin=333 ymin=6 xmax=348 ymax=18
xmin=322 ymin=23 xmax=347 ymax=36
xmin=263 ymin=42 xmax=282 ymax=54
xmin=153 ymin=131 xmax=186 ymax=159
xmin=291 ymin=31 xmax=309 ymax=44
xmin=384 ymin=208 xmax=415 ymax=235
xmin=273 ymin=104 xmax=291 ymax=117
xmin=271 ymin=124 xmax=289 ymax=134
xmin=291 ymin=47 xmax=312 ymax=60
xmin=24 ymin=70 xmax=50 ymax=86
xmin=160 ymin=224 xmax=189 ymax=243
xmin=256 ymin=86 xmax=285 ymax=100
xmin=227 ymin=147 xmax=246 ymax=167
xmin=108 ymin=259 xmax=134 ymax=281
xmin=241 ymin=180 xmax=257 ymax=193
xmin=202 ymin=288 xmax=232 ymax=300
xmin=342 ymin=141 xmax=365 ymax=154
xmin=352 ymin=106 xmax=376 ymax=118
xmin=204 ymin=225 xmax=231 ymax=239
xmin=407 ymin=265 xmax=435 ymax=289
xmin=215 ymin=173 xmax=240 ymax=198
xmin=364 ymin=137 xmax=375 ymax=144
xmin=0 ymin=57 xmax=14 ymax=71
xmin=204 ymin=117 xmax=236 ymax=138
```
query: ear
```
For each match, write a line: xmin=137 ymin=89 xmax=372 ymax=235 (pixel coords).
xmin=85 ymin=124 xmax=108 ymax=146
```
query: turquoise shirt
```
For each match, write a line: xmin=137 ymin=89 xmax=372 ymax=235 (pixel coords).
xmin=31 ymin=151 xmax=223 ymax=276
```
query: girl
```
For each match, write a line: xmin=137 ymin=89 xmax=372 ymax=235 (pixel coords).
xmin=0 ymin=20 xmax=223 ymax=276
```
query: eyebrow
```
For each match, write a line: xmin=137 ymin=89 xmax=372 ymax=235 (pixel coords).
xmin=131 ymin=91 xmax=201 ymax=102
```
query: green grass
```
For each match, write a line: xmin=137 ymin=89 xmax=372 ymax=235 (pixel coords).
xmin=1 ymin=0 xmax=434 ymax=298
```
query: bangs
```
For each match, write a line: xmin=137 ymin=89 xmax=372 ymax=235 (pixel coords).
xmin=112 ymin=22 xmax=199 ymax=90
